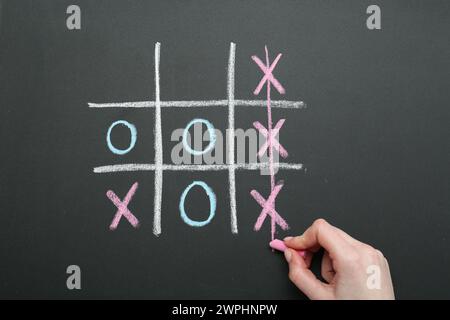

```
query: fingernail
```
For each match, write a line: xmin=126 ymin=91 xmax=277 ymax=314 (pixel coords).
xmin=283 ymin=236 xmax=293 ymax=241
xmin=284 ymin=249 xmax=292 ymax=262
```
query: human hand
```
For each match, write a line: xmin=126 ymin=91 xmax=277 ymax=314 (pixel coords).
xmin=283 ymin=219 xmax=395 ymax=300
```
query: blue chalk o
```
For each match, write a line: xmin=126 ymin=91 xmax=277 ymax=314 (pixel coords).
xmin=106 ymin=120 xmax=137 ymax=155
xmin=179 ymin=181 xmax=217 ymax=227
xmin=182 ymin=118 xmax=216 ymax=155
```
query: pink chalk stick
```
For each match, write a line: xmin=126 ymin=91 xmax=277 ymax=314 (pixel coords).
xmin=269 ymin=239 xmax=306 ymax=258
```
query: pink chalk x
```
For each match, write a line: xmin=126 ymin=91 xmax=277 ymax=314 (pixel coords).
xmin=269 ymin=239 xmax=306 ymax=258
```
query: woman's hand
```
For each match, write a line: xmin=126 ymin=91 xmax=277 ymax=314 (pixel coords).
xmin=284 ymin=219 xmax=395 ymax=300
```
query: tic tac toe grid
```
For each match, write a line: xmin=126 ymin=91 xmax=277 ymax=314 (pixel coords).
xmin=89 ymin=42 xmax=306 ymax=237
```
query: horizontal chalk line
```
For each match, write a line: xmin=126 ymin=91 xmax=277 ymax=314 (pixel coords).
xmin=93 ymin=162 xmax=304 ymax=173
xmin=88 ymin=99 xmax=306 ymax=109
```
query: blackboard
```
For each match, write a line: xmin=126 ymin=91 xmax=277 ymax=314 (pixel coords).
xmin=1 ymin=0 xmax=449 ymax=299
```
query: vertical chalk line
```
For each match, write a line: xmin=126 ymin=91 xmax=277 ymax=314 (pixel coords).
xmin=228 ymin=42 xmax=238 ymax=234
xmin=153 ymin=42 xmax=163 ymax=236
xmin=264 ymin=46 xmax=276 ymax=241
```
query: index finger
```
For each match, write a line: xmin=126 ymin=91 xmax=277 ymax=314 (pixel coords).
xmin=284 ymin=219 xmax=351 ymax=257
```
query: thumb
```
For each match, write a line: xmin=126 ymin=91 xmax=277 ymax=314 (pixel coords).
xmin=284 ymin=248 xmax=333 ymax=300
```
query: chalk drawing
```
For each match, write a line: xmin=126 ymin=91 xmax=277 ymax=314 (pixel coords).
xmin=89 ymin=100 xmax=305 ymax=109
xmin=179 ymin=181 xmax=217 ymax=227
xmin=90 ymin=43 xmax=306 ymax=239
xmin=107 ymin=182 xmax=140 ymax=230
xmin=227 ymin=43 xmax=237 ymax=234
xmin=93 ymin=162 xmax=303 ymax=173
xmin=106 ymin=120 xmax=137 ymax=155
xmin=251 ymin=46 xmax=290 ymax=241
xmin=253 ymin=119 xmax=288 ymax=159
xmin=182 ymin=119 xmax=217 ymax=156
xmin=153 ymin=42 xmax=163 ymax=236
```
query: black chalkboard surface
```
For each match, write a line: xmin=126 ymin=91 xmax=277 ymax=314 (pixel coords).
xmin=1 ymin=0 xmax=449 ymax=299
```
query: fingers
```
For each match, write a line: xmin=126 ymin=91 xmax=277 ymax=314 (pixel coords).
xmin=384 ymin=258 xmax=396 ymax=299
xmin=284 ymin=219 xmax=396 ymax=299
xmin=321 ymin=251 xmax=335 ymax=283
xmin=284 ymin=248 xmax=333 ymax=300
xmin=284 ymin=219 xmax=351 ymax=257
xmin=303 ymin=250 xmax=313 ymax=268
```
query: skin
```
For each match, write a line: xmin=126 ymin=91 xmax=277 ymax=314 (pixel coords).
xmin=283 ymin=219 xmax=395 ymax=300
